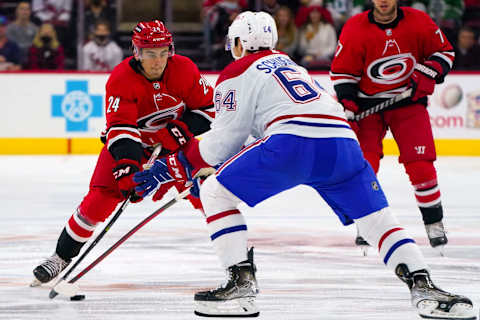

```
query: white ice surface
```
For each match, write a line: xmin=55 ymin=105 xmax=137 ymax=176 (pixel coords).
xmin=0 ymin=155 xmax=479 ymax=320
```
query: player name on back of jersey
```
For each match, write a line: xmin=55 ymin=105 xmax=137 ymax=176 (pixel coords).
xmin=255 ymin=54 xmax=296 ymax=73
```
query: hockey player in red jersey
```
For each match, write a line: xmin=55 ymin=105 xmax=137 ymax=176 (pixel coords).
xmin=330 ymin=0 xmax=453 ymax=252
xmin=31 ymin=20 xmax=214 ymax=285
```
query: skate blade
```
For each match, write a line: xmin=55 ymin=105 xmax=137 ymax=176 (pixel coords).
xmin=417 ymin=300 xmax=476 ymax=320
xmin=358 ymin=245 xmax=369 ymax=257
xmin=194 ymin=297 xmax=259 ymax=317
xmin=433 ymin=245 xmax=446 ymax=257
xmin=30 ymin=279 xmax=42 ymax=287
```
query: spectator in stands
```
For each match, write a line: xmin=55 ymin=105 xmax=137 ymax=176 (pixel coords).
xmin=257 ymin=0 xmax=281 ymax=15
xmin=297 ymin=6 xmax=337 ymax=70
xmin=84 ymin=0 xmax=116 ymax=41
xmin=295 ymin=0 xmax=334 ymax=28
xmin=295 ymin=0 xmax=333 ymax=28
xmin=205 ymin=0 xmax=243 ymax=45
xmin=453 ymin=26 xmax=480 ymax=70
xmin=204 ymin=0 xmax=242 ymax=69
xmin=463 ymin=0 xmax=480 ymax=34
xmin=324 ymin=0 xmax=366 ymax=31
xmin=410 ymin=0 xmax=464 ymax=45
xmin=203 ymin=0 xmax=248 ymax=10
xmin=247 ymin=0 xmax=299 ymax=13
xmin=81 ymin=20 xmax=122 ymax=71
xmin=0 ymin=15 xmax=21 ymax=71
xmin=274 ymin=6 xmax=298 ymax=57
xmin=32 ymin=0 xmax=73 ymax=47
xmin=27 ymin=23 xmax=64 ymax=70
xmin=277 ymin=0 xmax=301 ymax=14
xmin=6 ymin=2 xmax=38 ymax=67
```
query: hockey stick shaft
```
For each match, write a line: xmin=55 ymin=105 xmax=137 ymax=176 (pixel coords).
xmin=66 ymin=187 xmax=191 ymax=284
xmin=49 ymin=145 xmax=161 ymax=299
xmin=354 ymin=88 xmax=412 ymax=121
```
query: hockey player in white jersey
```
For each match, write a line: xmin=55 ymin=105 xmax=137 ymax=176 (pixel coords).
xmin=134 ymin=11 xmax=476 ymax=319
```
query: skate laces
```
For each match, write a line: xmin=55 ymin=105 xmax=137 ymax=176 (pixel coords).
xmin=40 ymin=254 xmax=68 ymax=277
xmin=221 ymin=268 xmax=235 ymax=289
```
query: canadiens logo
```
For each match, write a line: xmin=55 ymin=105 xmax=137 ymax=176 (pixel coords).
xmin=366 ymin=53 xmax=416 ymax=85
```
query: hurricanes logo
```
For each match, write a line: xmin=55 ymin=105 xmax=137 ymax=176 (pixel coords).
xmin=367 ymin=53 xmax=416 ymax=85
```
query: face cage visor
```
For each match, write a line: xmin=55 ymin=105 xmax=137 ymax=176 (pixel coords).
xmin=133 ymin=42 xmax=175 ymax=59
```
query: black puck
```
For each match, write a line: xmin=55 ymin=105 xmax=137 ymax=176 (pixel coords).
xmin=70 ymin=294 xmax=86 ymax=301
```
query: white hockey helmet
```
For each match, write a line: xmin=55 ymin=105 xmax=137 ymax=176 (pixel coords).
xmin=226 ymin=11 xmax=278 ymax=60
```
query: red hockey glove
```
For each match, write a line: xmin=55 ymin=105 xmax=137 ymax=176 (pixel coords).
xmin=409 ymin=61 xmax=442 ymax=102
xmin=340 ymin=99 xmax=359 ymax=120
xmin=112 ymin=159 xmax=143 ymax=202
xmin=339 ymin=99 xmax=360 ymax=133
xmin=141 ymin=120 xmax=194 ymax=152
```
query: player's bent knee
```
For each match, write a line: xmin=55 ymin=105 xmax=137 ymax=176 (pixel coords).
xmin=200 ymin=175 xmax=242 ymax=217
xmin=78 ymin=187 xmax=122 ymax=224
xmin=404 ymin=160 xmax=437 ymax=186
xmin=355 ymin=207 xmax=400 ymax=248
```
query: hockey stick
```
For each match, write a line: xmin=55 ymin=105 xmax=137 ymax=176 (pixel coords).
xmin=49 ymin=145 xmax=161 ymax=299
xmin=353 ymin=88 xmax=412 ymax=121
xmin=51 ymin=186 xmax=192 ymax=299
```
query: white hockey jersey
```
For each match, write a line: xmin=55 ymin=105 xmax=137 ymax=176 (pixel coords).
xmin=199 ymin=50 xmax=357 ymax=166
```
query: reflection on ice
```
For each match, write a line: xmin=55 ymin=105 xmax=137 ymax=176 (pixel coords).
xmin=0 ymin=156 xmax=479 ymax=320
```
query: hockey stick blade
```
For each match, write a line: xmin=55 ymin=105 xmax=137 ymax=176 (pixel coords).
xmin=354 ymin=88 xmax=412 ymax=121
xmin=49 ymin=280 xmax=80 ymax=299
xmin=53 ymin=187 xmax=192 ymax=295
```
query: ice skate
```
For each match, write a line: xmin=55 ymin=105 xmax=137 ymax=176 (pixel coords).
xmin=194 ymin=248 xmax=259 ymax=317
xmin=32 ymin=254 xmax=70 ymax=285
xmin=425 ymin=221 xmax=448 ymax=256
xmin=355 ymin=225 xmax=370 ymax=256
xmin=396 ymin=264 xmax=475 ymax=320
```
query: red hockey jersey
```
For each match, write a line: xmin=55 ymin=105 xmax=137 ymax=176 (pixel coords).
xmin=104 ymin=55 xmax=214 ymax=151
xmin=330 ymin=7 xmax=454 ymax=105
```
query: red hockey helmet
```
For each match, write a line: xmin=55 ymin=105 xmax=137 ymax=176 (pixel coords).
xmin=132 ymin=20 xmax=175 ymax=57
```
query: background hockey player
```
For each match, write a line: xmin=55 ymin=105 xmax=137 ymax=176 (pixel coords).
xmin=330 ymin=0 xmax=453 ymax=252
xmin=32 ymin=20 xmax=214 ymax=285
xmin=135 ymin=11 xmax=474 ymax=320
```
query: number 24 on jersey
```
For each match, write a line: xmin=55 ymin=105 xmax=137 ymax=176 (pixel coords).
xmin=107 ymin=96 xmax=120 ymax=113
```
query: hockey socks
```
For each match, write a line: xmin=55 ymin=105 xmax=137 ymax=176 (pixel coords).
xmin=59 ymin=208 xmax=96 ymax=260
xmin=205 ymin=209 xmax=248 ymax=268
xmin=355 ymin=208 xmax=428 ymax=272
xmin=200 ymin=176 xmax=248 ymax=268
